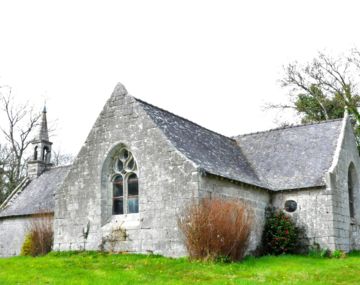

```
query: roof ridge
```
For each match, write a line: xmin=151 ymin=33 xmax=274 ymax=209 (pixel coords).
xmin=135 ymin=98 xmax=237 ymax=142
xmin=49 ymin=164 xmax=72 ymax=170
xmin=234 ymin=118 xmax=343 ymax=138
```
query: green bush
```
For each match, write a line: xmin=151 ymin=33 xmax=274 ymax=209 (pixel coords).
xmin=332 ymin=249 xmax=346 ymax=259
xmin=308 ymin=245 xmax=347 ymax=259
xmin=20 ymin=233 xmax=33 ymax=256
xmin=262 ymin=207 xmax=300 ymax=255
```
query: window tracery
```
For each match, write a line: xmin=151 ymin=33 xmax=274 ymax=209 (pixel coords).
xmin=112 ymin=148 xmax=138 ymax=215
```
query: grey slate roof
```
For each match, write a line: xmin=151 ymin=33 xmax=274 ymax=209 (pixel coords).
xmin=234 ymin=119 xmax=343 ymax=190
xmin=137 ymin=99 xmax=265 ymax=188
xmin=138 ymin=98 xmax=343 ymax=191
xmin=0 ymin=166 xmax=71 ymax=218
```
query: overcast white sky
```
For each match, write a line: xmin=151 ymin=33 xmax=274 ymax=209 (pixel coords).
xmin=1 ymin=0 xmax=360 ymax=155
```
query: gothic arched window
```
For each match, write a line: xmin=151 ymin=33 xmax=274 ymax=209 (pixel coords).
xmin=348 ymin=163 xmax=357 ymax=219
xmin=112 ymin=148 xmax=139 ymax=215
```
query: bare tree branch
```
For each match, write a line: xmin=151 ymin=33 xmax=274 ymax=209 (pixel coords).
xmin=268 ymin=48 xmax=360 ymax=150
xmin=0 ymin=86 xmax=41 ymax=201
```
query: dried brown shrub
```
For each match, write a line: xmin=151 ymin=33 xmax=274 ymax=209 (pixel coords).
xmin=178 ymin=198 xmax=253 ymax=261
xmin=21 ymin=214 xmax=54 ymax=256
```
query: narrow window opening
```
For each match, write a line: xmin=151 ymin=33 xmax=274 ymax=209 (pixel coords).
xmin=113 ymin=175 xmax=124 ymax=215
xmin=127 ymin=173 xmax=139 ymax=213
xmin=34 ymin=146 xmax=38 ymax=160
xmin=348 ymin=169 xmax=355 ymax=219
xmin=42 ymin=147 xmax=49 ymax=162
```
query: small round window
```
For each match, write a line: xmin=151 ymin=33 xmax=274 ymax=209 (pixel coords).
xmin=284 ymin=200 xmax=297 ymax=213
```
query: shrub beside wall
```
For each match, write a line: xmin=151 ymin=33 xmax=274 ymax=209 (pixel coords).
xmin=21 ymin=214 xmax=54 ymax=256
xmin=262 ymin=207 xmax=300 ymax=255
xmin=178 ymin=198 xmax=253 ymax=261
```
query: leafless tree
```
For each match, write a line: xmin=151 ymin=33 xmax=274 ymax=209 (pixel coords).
xmin=0 ymin=86 xmax=41 ymax=202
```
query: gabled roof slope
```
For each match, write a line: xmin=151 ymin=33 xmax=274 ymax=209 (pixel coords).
xmin=137 ymin=99 xmax=265 ymax=188
xmin=0 ymin=166 xmax=71 ymax=218
xmin=234 ymin=119 xmax=343 ymax=190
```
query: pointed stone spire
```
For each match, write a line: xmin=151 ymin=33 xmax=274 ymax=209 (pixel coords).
xmin=34 ymin=105 xmax=49 ymax=142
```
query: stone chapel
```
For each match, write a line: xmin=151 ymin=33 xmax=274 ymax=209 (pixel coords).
xmin=0 ymin=82 xmax=359 ymax=257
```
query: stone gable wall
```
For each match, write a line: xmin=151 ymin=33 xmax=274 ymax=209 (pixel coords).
xmin=272 ymin=117 xmax=360 ymax=252
xmin=54 ymin=86 xmax=198 ymax=257
xmin=328 ymin=118 xmax=360 ymax=251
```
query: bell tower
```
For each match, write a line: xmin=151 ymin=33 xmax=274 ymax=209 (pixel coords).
xmin=27 ymin=106 xmax=53 ymax=179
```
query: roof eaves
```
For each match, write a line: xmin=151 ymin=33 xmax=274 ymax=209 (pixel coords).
xmin=0 ymin=211 xmax=54 ymax=220
xmin=199 ymin=168 xmax=270 ymax=191
xmin=273 ymin=184 xmax=326 ymax=192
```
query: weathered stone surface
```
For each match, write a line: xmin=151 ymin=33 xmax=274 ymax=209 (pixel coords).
xmin=2 ymin=83 xmax=360 ymax=257
xmin=54 ymin=84 xmax=198 ymax=256
xmin=198 ymin=175 xmax=270 ymax=252
xmin=272 ymin=116 xmax=360 ymax=251
xmin=326 ymin=116 xmax=360 ymax=251
xmin=272 ymin=187 xmax=336 ymax=250
xmin=0 ymin=215 xmax=53 ymax=257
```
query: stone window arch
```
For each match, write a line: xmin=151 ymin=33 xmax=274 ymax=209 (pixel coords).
xmin=348 ymin=162 xmax=358 ymax=220
xmin=111 ymin=148 xmax=139 ymax=215
xmin=34 ymin=146 xmax=38 ymax=160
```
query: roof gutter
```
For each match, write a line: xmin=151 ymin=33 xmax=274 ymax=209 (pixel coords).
xmin=0 ymin=211 xmax=54 ymax=220
xmin=198 ymin=167 xmax=327 ymax=193
xmin=198 ymin=167 xmax=271 ymax=192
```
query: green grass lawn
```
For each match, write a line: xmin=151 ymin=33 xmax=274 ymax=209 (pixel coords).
xmin=0 ymin=251 xmax=360 ymax=285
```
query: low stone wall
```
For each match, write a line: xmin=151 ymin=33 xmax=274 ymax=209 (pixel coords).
xmin=350 ymin=224 xmax=360 ymax=250
xmin=0 ymin=215 xmax=54 ymax=257
xmin=272 ymin=188 xmax=335 ymax=250
xmin=198 ymin=176 xmax=270 ymax=253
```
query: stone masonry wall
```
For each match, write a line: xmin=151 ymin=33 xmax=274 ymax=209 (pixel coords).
xmin=272 ymin=188 xmax=335 ymax=250
xmin=0 ymin=215 xmax=53 ymax=257
xmin=54 ymin=84 xmax=199 ymax=257
xmin=198 ymin=176 xmax=270 ymax=252
xmin=328 ymin=117 xmax=360 ymax=251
